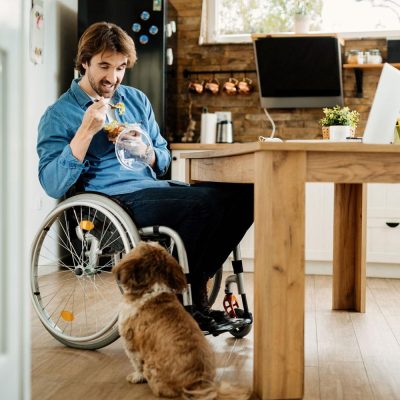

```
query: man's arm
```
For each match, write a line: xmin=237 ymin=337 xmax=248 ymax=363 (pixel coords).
xmin=37 ymin=99 xmax=107 ymax=199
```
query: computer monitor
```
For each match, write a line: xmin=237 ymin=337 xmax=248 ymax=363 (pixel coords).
xmin=253 ymin=36 xmax=344 ymax=109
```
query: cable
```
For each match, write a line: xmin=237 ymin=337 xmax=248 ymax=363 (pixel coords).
xmin=259 ymin=107 xmax=276 ymax=142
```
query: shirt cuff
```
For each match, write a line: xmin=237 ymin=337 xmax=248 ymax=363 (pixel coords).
xmin=153 ymin=147 xmax=170 ymax=176
xmin=59 ymin=145 xmax=90 ymax=171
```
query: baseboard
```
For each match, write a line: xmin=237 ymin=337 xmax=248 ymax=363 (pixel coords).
xmin=223 ymin=258 xmax=400 ymax=279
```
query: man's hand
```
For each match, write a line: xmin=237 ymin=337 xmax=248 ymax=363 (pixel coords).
xmin=70 ymin=97 xmax=107 ymax=162
xmin=117 ymin=129 xmax=156 ymax=167
xmin=80 ymin=97 xmax=107 ymax=138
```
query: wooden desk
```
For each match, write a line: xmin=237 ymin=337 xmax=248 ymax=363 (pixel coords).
xmin=181 ymin=141 xmax=400 ymax=400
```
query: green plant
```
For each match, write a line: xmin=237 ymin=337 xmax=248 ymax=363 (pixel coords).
xmin=319 ymin=105 xmax=360 ymax=128
xmin=294 ymin=0 xmax=312 ymax=15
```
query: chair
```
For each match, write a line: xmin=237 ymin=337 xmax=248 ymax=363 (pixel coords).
xmin=30 ymin=192 xmax=252 ymax=350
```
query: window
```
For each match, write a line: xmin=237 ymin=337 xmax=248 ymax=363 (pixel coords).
xmin=200 ymin=0 xmax=400 ymax=43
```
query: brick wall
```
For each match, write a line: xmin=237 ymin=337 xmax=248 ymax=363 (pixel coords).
xmin=170 ymin=0 xmax=385 ymax=142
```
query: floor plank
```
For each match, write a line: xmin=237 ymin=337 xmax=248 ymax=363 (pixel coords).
xmin=304 ymin=366 xmax=320 ymax=400
xmin=316 ymin=311 xmax=363 ymax=364
xmin=318 ymin=362 xmax=374 ymax=400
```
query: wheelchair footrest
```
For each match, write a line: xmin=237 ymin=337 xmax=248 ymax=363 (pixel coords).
xmin=205 ymin=317 xmax=253 ymax=337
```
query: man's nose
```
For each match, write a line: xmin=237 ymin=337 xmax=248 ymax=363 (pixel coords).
xmin=105 ymin=69 xmax=117 ymax=83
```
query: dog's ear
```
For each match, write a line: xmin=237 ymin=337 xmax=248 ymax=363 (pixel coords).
xmin=160 ymin=250 xmax=187 ymax=292
xmin=112 ymin=250 xmax=139 ymax=287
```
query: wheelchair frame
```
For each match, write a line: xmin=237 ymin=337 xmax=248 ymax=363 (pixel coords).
xmin=31 ymin=193 xmax=252 ymax=350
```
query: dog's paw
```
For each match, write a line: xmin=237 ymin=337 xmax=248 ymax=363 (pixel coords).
xmin=126 ymin=372 xmax=146 ymax=384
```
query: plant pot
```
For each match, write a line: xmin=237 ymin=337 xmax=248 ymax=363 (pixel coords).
xmin=322 ymin=126 xmax=356 ymax=140
xmin=329 ymin=125 xmax=352 ymax=141
xmin=294 ymin=15 xmax=311 ymax=34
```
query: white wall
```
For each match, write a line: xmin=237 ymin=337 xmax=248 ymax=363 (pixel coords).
xmin=0 ymin=0 xmax=63 ymax=396
xmin=22 ymin=4 xmax=78 ymax=388
xmin=0 ymin=2 xmax=25 ymax=396
xmin=24 ymin=0 xmax=78 ymax=245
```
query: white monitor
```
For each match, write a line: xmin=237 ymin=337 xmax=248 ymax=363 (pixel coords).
xmin=363 ymin=63 xmax=400 ymax=144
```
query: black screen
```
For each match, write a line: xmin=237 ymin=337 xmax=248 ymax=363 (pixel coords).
xmin=255 ymin=36 xmax=342 ymax=98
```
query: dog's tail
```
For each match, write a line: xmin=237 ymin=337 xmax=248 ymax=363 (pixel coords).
xmin=182 ymin=380 xmax=252 ymax=400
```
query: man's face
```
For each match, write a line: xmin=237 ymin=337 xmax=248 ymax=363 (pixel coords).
xmin=81 ymin=51 xmax=128 ymax=98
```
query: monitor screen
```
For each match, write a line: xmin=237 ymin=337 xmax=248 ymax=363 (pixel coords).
xmin=253 ymin=36 xmax=344 ymax=108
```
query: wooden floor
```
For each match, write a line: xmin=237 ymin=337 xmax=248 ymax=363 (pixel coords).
xmin=32 ymin=273 xmax=400 ymax=399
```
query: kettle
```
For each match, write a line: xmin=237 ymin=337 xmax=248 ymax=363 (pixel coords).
xmin=216 ymin=120 xmax=233 ymax=143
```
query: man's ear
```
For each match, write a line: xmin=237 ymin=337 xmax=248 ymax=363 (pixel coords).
xmin=82 ymin=61 xmax=89 ymax=72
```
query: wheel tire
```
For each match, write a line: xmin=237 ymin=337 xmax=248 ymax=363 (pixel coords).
xmin=46 ymin=325 xmax=120 ymax=350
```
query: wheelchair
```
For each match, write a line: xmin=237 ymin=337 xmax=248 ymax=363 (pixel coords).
xmin=31 ymin=192 xmax=253 ymax=350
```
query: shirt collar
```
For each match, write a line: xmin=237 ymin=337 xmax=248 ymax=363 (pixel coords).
xmin=70 ymin=78 xmax=125 ymax=109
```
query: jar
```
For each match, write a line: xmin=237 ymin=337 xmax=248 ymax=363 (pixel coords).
xmin=364 ymin=50 xmax=370 ymax=64
xmin=366 ymin=49 xmax=382 ymax=64
xmin=347 ymin=50 xmax=364 ymax=64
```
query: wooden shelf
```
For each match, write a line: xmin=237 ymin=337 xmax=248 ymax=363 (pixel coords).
xmin=342 ymin=63 xmax=400 ymax=97
xmin=343 ymin=63 xmax=400 ymax=69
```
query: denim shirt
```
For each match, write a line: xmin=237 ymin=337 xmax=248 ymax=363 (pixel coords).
xmin=37 ymin=78 xmax=171 ymax=199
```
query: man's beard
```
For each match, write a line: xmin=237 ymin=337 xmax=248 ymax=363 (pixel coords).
xmin=87 ymin=71 xmax=119 ymax=98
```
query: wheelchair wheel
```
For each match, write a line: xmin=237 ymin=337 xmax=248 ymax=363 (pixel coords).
xmin=31 ymin=195 xmax=138 ymax=350
xmin=207 ymin=267 xmax=223 ymax=307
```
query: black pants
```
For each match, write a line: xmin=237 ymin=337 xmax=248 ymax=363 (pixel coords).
xmin=113 ymin=183 xmax=254 ymax=280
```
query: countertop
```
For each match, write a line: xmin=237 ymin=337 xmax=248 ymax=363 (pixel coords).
xmin=169 ymin=143 xmax=244 ymax=150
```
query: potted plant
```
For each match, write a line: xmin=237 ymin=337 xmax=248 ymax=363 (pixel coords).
xmin=319 ymin=105 xmax=360 ymax=141
xmin=293 ymin=0 xmax=311 ymax=33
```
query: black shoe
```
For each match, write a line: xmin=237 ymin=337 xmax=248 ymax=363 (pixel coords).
xmin=191 ymin=308 xmax=219 ymax=333
xmin=191 ymin=274 xmax=232 ymax=325
xmin=202 ymin=308 xmax=232 ymax=324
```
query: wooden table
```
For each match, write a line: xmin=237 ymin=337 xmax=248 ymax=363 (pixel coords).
xmin=181 ymin=141 xmax=400 ymax=400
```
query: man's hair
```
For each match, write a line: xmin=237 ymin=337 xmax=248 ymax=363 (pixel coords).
xmin=75 ymin=22 xmax=137 ymax=75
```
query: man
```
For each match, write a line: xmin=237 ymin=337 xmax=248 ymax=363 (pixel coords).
xmin=37 ymin=22 xmax=253 ymax=332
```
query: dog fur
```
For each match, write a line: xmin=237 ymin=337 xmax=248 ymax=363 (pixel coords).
xmin=113 ymin=241 xmax=251 ymax=399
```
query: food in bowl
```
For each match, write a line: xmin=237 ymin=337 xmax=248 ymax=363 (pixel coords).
xmin=103 ymin=120 xmax=126 ymax=140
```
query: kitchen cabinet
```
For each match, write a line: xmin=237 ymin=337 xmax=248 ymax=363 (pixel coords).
xmin=304 ymin=182 xmax=400 ymax=265
xmin=305 ymin=183 xmax=400 ymax=269
xmin=171 ymin=145 xmax=400 ymax=275
xmin=367 ymin=183 xmax=400 ymax=264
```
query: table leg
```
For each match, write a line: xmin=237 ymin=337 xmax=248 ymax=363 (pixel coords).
xmin=332 ymin=183 xmax=366 ymax=312
xmin=254 ymin=151 xmax=306 ymax=400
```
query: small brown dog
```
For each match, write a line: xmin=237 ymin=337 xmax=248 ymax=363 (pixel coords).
xmin=113 ymin=241 xmax=251 ymax=399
